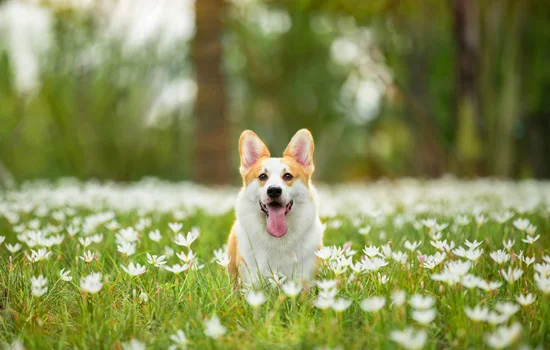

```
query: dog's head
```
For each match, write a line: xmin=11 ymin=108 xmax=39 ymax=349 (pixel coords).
xmin=238 ymin=129 xmax=315 ymax=238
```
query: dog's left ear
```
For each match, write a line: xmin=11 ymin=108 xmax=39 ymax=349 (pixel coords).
xmin=284 ymin=129 xmax=314 ymax=169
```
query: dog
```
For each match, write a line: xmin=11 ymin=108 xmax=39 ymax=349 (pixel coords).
xmin=227 ymin=129 xmax=324 ymax=285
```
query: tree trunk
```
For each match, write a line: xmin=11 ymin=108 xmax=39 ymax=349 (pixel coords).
xmin=193 ymin=0 xmax=230 ymax=184
xmin=454 ymin=0 xmax=483 ymax=176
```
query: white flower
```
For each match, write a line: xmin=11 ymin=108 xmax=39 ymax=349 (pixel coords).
xmin=493 ymin=211 xmax=513 ymax=224
xmin=148 ymin=230 xmax=162 ymax=242
xmin=362 ymin=245 xmax=380 ymax=258
xmin=526 ymin=224 xmax=537 ymax=236
xmin=313 ymin=296 xmax=334 ymax=309
xmin=516 ymin=293 xmax=535 ymax=306
xmin=391 ymin=251 xmax=408 ymax=265
xmin=6 ymin=243 xmax=22 ymax=253
xmin=139 ymin=292 xmax=148 ymax=303
xmin=168 ymin=222 xmax=183 ymax=233
xmin=454 ymin=247 xmax=484 ymax=261
xmin=501 ymin=266 xmax=523 ymax=283
xmin=174 ymin=228 xmax=199 ymax=248
xmin=331 ymin=298 xmax=352 ymax=312
xmin=477 ymin=280 xmax=502 ymax=292
xmin=502 ymin=239 xmax=515 ymax=250
xmin=409 ymin=294 xmax=435 ymax=310
xmin=268 ymin=272 xmax=287 ymax=287
xmin=90 ymin=233 xmax=104 ymax=243
xmin=464 ymin=239 xmax=483 ymax=249
xmin=485 ymin=322 xmax=522 ymax=349
xmin=535 ymin=273 xmax=550 ymax=294
xmin=176 ymin=250 xmax=197 ymax=264
xmin=380 ymin=243 xmax=392 ymax=258
xmin=378 ymin=273 xmax=389 ymax=284
xmin=0 ymin=236 xmax=5 ymax=245
xmin=430 ymin=239 xmax=455 ymax=251
xmin=281 ymin=281 xmax=302 ymax=298
xmin=391 ymin=290 xmax=406 ymax=307
xmin=164 ymin=263 xmax=189 ymax=274
xmin=495 ymin=302 xmax=519 ymax=317
xmin=121 ymin=262 xmax=147 ymax=276
xmin=78 ymin=236 xmax=93 ymax=248
xmin=360 ymin=296 xmax=386 ymax=312
xmin=475 ymin=214 xmax=487 ymax=226
xmin=513 ymin=218 xmax=530 ymax=232
xmin=147 ymin=253 xmax=167 ymax=267
xmin=455 ymin=215 xmax=470 ymax=226
xmin=358 ymin=225 xmax=371 ymax=235
xmin=117 ymin=242 xmax=136 ymax=256
xmin=116 ymin=227 xmax=139 ymax=243
xmin=422 ymin=252 xmax=446 ymax=269
xmin=404 ymin=240 xmax=421 ymax=251
xmin=122 ymin=339 xmax=145 ymax=350
xmin=465 ymin=304 xmax=489 ymax=322
xmin=487 ymin=311 xmax=508 ymax=325
xmin=318 ymin=287 xmax=337 ymax=301
xmin=461 ymin=274 xmax=482 ymax=289
xmin=204 ymin=315 xmax=226 ymax=339
xmin=59 ymin=268 xmax=72 ymax=281
xmin=362 ymin=257 xmax=389 ymax=271
xmin=315 ymin=246 xmax=332 ymax=260
xmin=80 ymin=272 xmax=103 ymax=293
xmin=534 ymin=263 xmax=550 ymax=276
xmin=521 ymin=235 xmax=540 ymax=244
xmin=464 ymin=248 xmax=484 ymax=261
xmin=30 ymin=275 xmax=48 ymax=297
xmin=215 ymin=255 xmax=231 ymax=267
xmin=4 ymin=339 xmax=25 ymax=350
xmin=412 ymin=308 xmax=437 ymax=325
xmin=169 ymin=330 xmax=188 ymax=349
xmin=317 ymin=279 xmax=337 ymax=290
xmin=390 ymin=327 xmax=427 ymax=350
xmin=522 ymin=256 xmax=535 ymax=266
xmin=164 ymin=246 xmax=175 ymax=258
xmin=27 ymin=248 xmax=51 ymax=262
xmin=245 ymin=290 xmax=267 ymax=308
xmin=421 ymin=218 xmax=437 ymax=229
xmin=79 ymin=250 xmax=95 ymax=263
xmin=490 ymin=250 xmax=510 ymax=265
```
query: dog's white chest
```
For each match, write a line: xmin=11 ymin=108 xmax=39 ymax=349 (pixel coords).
xmin=235 ymin=220 xmax=322 ymax=284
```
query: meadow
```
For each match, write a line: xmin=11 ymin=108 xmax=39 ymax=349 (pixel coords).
xmin=0 ymin=178 xmax=549 ymax=349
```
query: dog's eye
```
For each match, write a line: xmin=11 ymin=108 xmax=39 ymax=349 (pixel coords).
xmin=283 ymin=173 xmax=293 ymax=181
xmin=259 ymin=173 xmax=268 ymax=181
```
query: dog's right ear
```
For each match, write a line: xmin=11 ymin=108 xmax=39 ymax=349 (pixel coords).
xmin=239 ymin=130 xmax=270 ymax=174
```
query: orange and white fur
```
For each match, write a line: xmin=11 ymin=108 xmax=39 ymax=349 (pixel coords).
xmin=228 ymin=129 xmax=324 ymax=285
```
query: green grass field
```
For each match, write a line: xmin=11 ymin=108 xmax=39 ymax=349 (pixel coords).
xmin=1 ymin=179 xmax=549 ymax=349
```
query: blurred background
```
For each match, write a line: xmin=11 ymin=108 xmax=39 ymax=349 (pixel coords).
xmin=0 ymin=0 xmax=548 ymax=186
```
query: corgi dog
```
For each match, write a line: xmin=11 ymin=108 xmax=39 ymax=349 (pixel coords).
xmin=228 ymin=129 xmax=324 ymax=285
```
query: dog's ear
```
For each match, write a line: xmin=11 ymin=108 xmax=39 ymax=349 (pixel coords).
xmin=239 ymin=130 xmax=270 ymax=173
xmin=284 ymin=129 xmax=314 ymax=169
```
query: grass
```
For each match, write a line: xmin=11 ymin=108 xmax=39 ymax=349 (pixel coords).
xmin=0 ymin=179 xmax=549 ymax=349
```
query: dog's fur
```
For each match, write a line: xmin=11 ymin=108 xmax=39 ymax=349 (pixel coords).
xmin=227 ymin=129 xmax=324 ymax=285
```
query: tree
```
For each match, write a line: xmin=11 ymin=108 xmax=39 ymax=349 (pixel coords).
xmin=454 ymin=0 xmax=483 ymax=175
xmin=193 ymin=0 xmax=230 ymax=184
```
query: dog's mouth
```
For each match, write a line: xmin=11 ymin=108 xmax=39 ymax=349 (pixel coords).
xmin=259 ymin=200 xmax=293 ymax=238
xmin=259 ymin=200 xmax=293 ymax=216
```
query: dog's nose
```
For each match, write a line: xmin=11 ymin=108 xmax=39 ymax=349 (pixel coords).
xmin=267 ymin=186 xmax=282 ymax=199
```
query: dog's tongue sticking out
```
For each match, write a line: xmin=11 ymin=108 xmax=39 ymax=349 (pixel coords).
xmin=266 ymin=203 xmax=288 ymax=238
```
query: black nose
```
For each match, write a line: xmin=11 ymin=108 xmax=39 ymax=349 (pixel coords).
xmin=267 ymin=186 xmax=282 ymax=198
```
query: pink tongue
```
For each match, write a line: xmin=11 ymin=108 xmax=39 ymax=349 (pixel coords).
xmin=266 ymin=204 xmax=288 ymax=237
